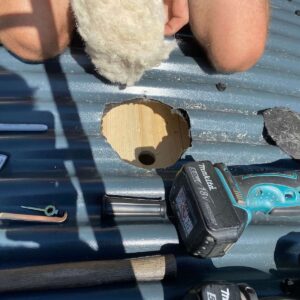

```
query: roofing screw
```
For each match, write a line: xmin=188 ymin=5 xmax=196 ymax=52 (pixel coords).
xmin=281 ymin=278 xmax=295 ymax=295
xmin=295 ymin=10 xmax=300 ymax=16
xmin=216 ymin=82 xmax=227 ymax=92
xmin=245 ymin=287 xmax=256 ymax=296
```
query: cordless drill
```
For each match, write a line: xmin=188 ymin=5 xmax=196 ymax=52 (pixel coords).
xmin=169 ymin=161 xmax=300 ymax=258
xmin=184 ymin=282 xmax=258 ymax=300
xmin=184 ymin=280 xmax=300 ymax=300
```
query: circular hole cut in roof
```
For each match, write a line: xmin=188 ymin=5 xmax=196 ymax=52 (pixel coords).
xmin=101 ymin=98 xmax=191 ymax=169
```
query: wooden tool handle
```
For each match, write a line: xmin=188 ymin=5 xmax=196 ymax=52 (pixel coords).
xmin=0 ymin=255 xmax=176 ymax=293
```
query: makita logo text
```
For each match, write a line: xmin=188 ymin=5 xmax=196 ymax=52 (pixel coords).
xmin=199 ymin=163 xmax=217 ymax=191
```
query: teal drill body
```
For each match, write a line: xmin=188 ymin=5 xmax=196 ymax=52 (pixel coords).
xmin=215 ymin=164 xmax=300 ymax=221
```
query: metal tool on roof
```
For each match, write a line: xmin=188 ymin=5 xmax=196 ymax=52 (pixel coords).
xmin=0 ymin=123 xmax=48 ymax=132
xmin=170 ymin=161 xmax=300 ymax=258
xmin=21 ymin=205 xmax=59 ymax=217
xmin=0 ymin=210 xmax=67 ymax=223
xmin=102 ymin=195 xmax=166 ymax=218
xmin=0 ymin=255 xmax=176 ymax=293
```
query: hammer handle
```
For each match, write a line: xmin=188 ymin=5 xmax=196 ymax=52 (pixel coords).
xmin=0 ymin=255 xmax=176 ymax=293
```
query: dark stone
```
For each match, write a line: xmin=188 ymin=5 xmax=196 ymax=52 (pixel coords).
xmin=263 ymin=107 xmax=300 ymax=159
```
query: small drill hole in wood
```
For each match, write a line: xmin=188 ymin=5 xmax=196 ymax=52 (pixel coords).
xmin=138 ymin=151 xmax=156 ymax=166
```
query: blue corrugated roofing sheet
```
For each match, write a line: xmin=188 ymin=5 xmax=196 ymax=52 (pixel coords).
xmin=0 ymin=0 xmax=300 ymax=298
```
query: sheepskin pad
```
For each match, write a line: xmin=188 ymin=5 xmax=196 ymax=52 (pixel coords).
xmin=71 ymin=0 xmax=175 ymax=85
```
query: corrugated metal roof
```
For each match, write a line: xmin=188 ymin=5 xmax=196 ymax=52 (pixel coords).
xmin=0 ymin=0 xmax=300 ymax=298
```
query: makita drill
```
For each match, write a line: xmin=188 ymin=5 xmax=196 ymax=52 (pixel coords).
xmin=170 ymin=161 xmax=300 ymax=258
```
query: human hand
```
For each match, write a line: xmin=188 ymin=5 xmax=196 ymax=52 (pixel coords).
xmin=164 ymin=0 xmax=189 ymax=36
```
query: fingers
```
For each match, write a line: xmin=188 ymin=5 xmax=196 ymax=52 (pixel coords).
xmin=164 ymin=0 xmax=189 ymax=36
xmin=164 ymin=15 xmax=188 ymax=36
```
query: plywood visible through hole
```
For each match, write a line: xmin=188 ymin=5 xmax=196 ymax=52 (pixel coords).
xmin=101 ymin=99 xmax=191 ymax=169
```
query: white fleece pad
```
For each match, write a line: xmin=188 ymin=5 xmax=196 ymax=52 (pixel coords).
xmin=71 ymin=0 xmax=175 ymax=85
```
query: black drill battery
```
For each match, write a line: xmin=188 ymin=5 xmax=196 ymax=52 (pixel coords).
xmin=184 ymin=282 xmax=258 ymax=300
xmin=169 ymin=161 xmax=248 ymax=258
